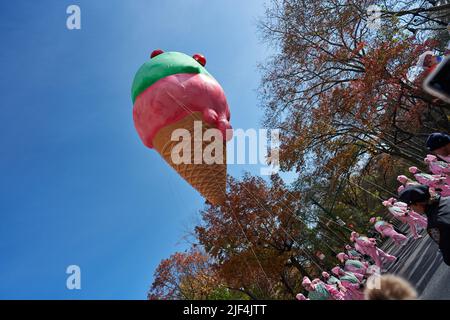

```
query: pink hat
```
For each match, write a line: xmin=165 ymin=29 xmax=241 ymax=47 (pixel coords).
xmin=302 ymin=276 xmax=312 ymax=287
xmin=424 ymin=154 xmax=437 ymax=163
xmin=296 ymin=293 xmax=307 ymax=300
xmin=345 ymin=245 xmax=352 ymax=250
xmin=409 ymin=166 xmax=419 ymax=174
xmin=397 ymin=175 xmax=408 ymax=184
xmin=369 ymin=217 xmax=376 ymax=224
xmin=331 ymin=266 xmax=341 ymax=276
xmin=322 ymin=271 xmax=330 ymax=278
xmin=336 ymin=252 xmax=347 ymax=263
xmin=350 ymin=231 xmax=359 ymax=241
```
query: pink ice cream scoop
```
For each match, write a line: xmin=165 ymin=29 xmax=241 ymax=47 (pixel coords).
xmin=132 ymin=51 xmax=232 ymax=148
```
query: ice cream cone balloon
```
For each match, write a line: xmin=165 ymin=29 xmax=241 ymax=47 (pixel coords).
xmin=131 ymin=50 xmax=232 ymax=205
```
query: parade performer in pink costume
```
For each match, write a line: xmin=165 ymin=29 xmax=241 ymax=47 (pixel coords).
xmin=297 ymin=276 xmax=345 ymax=300
xmin=408 ymin=167 xmax=443 ymax=186
xmin=390 ymin=198 xmax=428 ymax=229
xmin=336 ymin=252 xmax=348 ymax=263
xmin=397 ymin=175 xmax=420 ymax=194
xmin=295 ymin=293 xmax=308 ymax=300
xmin=409 ymin=167 xmax=450 ymax=196
xmin=382 ymin=198 xmax=423 ymax=239
xmin=350 ymin=232 xmax=396 ymax=268
xmin=336 ymin=252 xmax=369 ymax=277
xmin=425 ymin=155 xmax=450 ymax=176
xmin=322 ymin=271 xmax=349 ymax=300
xmin=331 ymin=267 xmax=364 ymax=300
xmin=369 ymin=217 xmax=408 ymax=246
xmin=344 ymin=244 xmax=363 ymax=260
xmin=322 ymin=271 xmax=340 ymax=285
xmin=322 ymin=271 xmax=348 ymax=294
xmin=312 ymin=278 xmax=345 ymax=300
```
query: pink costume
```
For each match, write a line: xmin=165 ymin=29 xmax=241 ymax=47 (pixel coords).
xmin=350 ymin=232 xmax=396 ymax=268
xmin=425 ymin=155 xmax=450 ymax=176
xmin=397 ymin=175 xmax=419 ymax=186
xmin=322 ymin=271 xmax=346 ymax=293
xmin=370 ymin=217 xmax=408 ymax=246
xmin=406 ymin=210 xmax=428 ymax=228
xmin=397 ymin=175 xmax=420 ymax=194
xmin=331 ymin=267 xmax=364 ymax=300
xmin=344 ymin=244 xmax=364 ymax=261
xmin=392 ymin=199 xmax=428 ymax=229
xmin=408 ymin=167 xmax=449 ymax=196
xmin=300 ymin=276 xmax=344 ymax=300
xmin=382 ymin=198 xmax=424 ymax=239
xmin=409 ymin=166 xmax=443 ymax=186
xmin=436 ymin=184 xmax=450 ymax=197
xmin=296 ymin=293 xmax=307 ymax=300
xmin=336 ymin=252 xmax=348 ymax=263
xmin=337 ymin=252 xmax=368 ymax=276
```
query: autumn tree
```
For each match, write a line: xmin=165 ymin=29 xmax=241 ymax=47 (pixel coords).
xmin=258 ymin=0 xmax=449 ymax=236
xmin=148 ymin=248 xmax=250 ymax=300
xmin=194 ymin=174 xmax=337 ymax=299
xmin=260 ymin=0 xmax=448 ymax=169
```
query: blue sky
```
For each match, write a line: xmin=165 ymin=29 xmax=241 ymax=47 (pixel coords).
xmin=0 ymin=0 xmax=285 ymax=299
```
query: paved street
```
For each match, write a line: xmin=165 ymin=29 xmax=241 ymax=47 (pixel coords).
xmin=384 ymin=228 xmax=450 ymax=299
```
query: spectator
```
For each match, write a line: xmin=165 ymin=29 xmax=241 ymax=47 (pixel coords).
xmin=364 ymin=274 xmax=417 ymax=300
xmin=399 ymin=185 xmax=450 ymax=265
xmin=426 ymin=133 xmax=450 ymax=162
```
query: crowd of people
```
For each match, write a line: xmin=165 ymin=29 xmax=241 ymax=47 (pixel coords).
xmin=296 ymin=133 xmax=450 ymax=300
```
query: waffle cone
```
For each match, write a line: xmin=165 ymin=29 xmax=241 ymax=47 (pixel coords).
xmin=152 ymin=112 xmax=226 ymax=205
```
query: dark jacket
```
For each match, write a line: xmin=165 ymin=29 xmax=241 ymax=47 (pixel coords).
xmin=425 ymin=196 xmax=450 ymax=265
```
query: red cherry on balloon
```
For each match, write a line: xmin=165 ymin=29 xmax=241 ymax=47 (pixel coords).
xmin=150 ymin=49 xmax=164 ymax=58
xmin=193 ymin=53 xmax=206 ymax=66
